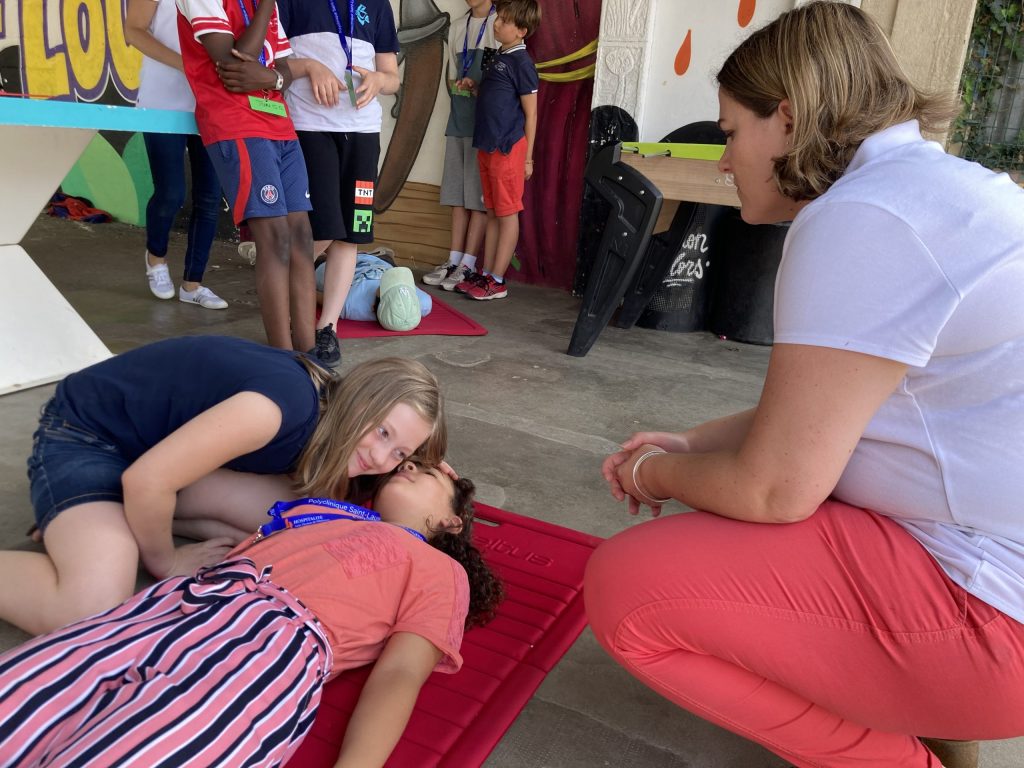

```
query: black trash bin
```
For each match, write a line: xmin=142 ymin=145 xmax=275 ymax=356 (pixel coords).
xmin=707 ymin=208 xmax=789 ymax=345
xmin=635 ymin=203 xmax=729 ymax=332
xmin=625 ymin=120 xmax=731 ymax=333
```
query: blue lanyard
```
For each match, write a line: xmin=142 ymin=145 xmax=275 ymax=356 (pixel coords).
xmin=327 ymin=0 xmax=356 ymax=72
xmin=255 ymin=497 xmax=427 ymax=543
xmin=461 ymin=6 xmax=495 ymax=80
xmin=236 ymin=0 xmax=268 ymax=66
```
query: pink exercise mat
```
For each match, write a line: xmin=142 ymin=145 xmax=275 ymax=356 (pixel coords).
xmin=284 ymin=504 xmax=601 ymax=767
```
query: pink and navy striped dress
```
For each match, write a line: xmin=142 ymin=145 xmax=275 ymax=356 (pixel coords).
xmin=0 ymin=518 xmax=469 ymax=767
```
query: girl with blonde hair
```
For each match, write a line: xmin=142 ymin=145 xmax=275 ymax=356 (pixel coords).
xmin=590 ymin=3 xmax=1024 ymax=767
xmin=4 ymin=336 xmax=446 ymax=637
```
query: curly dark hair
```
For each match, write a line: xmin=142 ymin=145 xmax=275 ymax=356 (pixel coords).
xmin=428 ymin=477 xmax=504 ymax=629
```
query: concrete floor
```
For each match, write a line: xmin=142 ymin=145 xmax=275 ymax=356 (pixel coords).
xmin=2 ymin=213 xmax=1022 ymax=767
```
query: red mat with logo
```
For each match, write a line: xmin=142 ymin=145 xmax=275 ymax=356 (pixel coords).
xmin=284 ymin=504 xmax=600 ymax=767
xmin=332 ymin=295 xmax=487 ymax=339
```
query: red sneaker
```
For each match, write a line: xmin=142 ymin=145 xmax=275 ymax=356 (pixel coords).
xmin=454 ymin=270 xmax=488 ymax=294
xmin=465 ymin=274 xmax=508 ymax=300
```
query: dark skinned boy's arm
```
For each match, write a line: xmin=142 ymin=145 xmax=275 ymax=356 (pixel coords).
xmin=197 ymin=0 xmax=279 ymax=92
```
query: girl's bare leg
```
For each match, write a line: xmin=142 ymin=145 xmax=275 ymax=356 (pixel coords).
xmin=0 ymin=502 xmax=138 ymax=635
xmin=175 ymin=469 xmax=298 ymax=543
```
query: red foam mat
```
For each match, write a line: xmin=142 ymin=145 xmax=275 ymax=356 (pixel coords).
xmin=284 ymin=504 xmax=602 ymax=767
xmin=333 ymin=295 xmax=487 ymax=339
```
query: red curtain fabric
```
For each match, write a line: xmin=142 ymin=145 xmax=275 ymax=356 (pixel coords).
xmin=514 ymin=0 xmax=601 ymax=291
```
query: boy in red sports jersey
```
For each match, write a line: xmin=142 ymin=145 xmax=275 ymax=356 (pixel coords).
xmin=175 ymin=0 xmax=317 ymax=356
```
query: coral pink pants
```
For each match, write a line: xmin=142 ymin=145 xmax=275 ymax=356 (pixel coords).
xmin=585 ymin=502 xmax=1024 ymax=767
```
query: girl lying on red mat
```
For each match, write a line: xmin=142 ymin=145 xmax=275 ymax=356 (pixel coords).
xmin=0 ymin=462 xmax=503 ymax=768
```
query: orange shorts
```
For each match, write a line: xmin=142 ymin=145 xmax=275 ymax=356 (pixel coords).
xmin=477 ymin=137 xmax=527 ymax=217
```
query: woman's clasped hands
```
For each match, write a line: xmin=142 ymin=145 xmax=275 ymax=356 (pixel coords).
xmin=602 ymin=431 xmax=688 ymax=517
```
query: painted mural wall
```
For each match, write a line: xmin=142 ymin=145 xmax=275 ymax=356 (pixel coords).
xmin=0 ymin=1 xmax=153 ymax=224
xmin=592 ymin=0 xmax=806 ymax=144
xmin=641 ymin=0 xmax=791 ymax=142
xmin=1 ymin=0 xmax=601 ymax=291
xmin=0 ymin=0 xmax=499 ymax=224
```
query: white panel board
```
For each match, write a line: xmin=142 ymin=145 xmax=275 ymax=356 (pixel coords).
xmin=0 ymin=245 xmax=111 ymax=395
xmin=0 ymin=125 xmax=94 ymax=246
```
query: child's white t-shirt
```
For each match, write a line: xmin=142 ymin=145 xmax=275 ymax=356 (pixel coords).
xmin=276 ymin=0 xmax=400 ymax=134
xmin=136 ymin=0 xmax=196 ymax=112
xmin=774 ymin=120 xmax=1024 ymax=622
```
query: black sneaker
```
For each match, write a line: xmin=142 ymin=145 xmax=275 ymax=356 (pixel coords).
xmin=314 ymin=323 xmax=341 ymax=365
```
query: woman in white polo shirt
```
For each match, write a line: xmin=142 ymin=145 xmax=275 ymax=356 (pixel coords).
xmin=587 ymin=3 xmax=1024 ymax=767
xmin=126 ymin=0 xmax=227 ymax=310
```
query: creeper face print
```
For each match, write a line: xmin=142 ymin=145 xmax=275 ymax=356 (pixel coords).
xmin=353 ymin=209 xmax=374 ymax=233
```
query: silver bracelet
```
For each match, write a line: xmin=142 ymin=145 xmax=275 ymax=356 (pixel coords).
xmin=631 ymin=450 xmax=672 ymax=505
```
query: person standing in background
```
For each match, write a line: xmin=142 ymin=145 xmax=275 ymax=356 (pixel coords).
xmin=176 ymin=0 xmax=317 ymax=353
xmin=422 ymin=0 xmax=496 ymax=293
xmin=456 ymin=0 xmax=540 ymax=301
xmin=276 ymin=0 xmax=401 ymax=366
xmin=126 ymin=0 xmax=229 ymax=311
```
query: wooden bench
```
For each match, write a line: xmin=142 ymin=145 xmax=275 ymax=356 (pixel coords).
xmin=0 ymin=97 xmax=197 ymax=395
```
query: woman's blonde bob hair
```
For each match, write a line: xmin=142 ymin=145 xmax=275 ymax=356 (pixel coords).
xmin=716 ymin=1 xmax=958 ymax=201
xmin=292 ymin=356 xmax=447 ymax=502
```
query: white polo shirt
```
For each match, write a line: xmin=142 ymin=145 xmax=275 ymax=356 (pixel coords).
xmin=775 ymin=120 xmax=1024 ymax=622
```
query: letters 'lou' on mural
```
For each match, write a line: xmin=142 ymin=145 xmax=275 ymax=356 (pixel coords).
xmin=19 ymin=0 xmax=140 ymax=101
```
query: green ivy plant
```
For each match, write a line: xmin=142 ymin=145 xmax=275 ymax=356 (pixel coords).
xmin=954 ymin=0 xmax=1023 ymax=171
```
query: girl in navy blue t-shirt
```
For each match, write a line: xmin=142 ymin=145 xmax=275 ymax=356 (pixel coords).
xmin=2 ymin=336 xmax=447 ymax=635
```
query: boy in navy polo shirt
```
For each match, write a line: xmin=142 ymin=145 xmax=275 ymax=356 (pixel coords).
xmin=456 ymin=0 xmax=540 ymax=301
xmin=176 ymin=0 xmax=316 ymax=354
xmin=275 ymin=0 xmax=401 ymax=366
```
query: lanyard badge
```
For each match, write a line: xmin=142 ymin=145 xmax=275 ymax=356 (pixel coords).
xmin=461 ymin=5 xmax=495 ymax=81
xmin=237 ymin=0 xmax=284 ymax=116
xmin=328 ymin=0 xmax=359 ymax=107
xmin=254 ymin=497 xmax=427 ymax=543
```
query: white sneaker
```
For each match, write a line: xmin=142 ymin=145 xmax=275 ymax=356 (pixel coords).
xmin=422 ymin=262 xmax=456 ymax=286
xmin=145 ymin=252 xmax=175 ymax=299
xmin=440 ymin=263 xmax=471 ymax=291
xmin=179 ymin=285 xmax=228 ymax=310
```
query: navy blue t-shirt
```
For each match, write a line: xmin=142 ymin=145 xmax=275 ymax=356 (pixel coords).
xmin=473 ymin=44 xmax=538 ymax=154
xmin=54 ymin=336 xmax=321 ymax=473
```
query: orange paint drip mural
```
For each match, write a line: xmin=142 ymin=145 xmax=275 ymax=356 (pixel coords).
xmin=738 ymin=0 xmax=757 ymax=28
xmin=674 ymin=29 xmax=692 ymax=76
xmin=674 ymin=1 xmax=757 ymax=79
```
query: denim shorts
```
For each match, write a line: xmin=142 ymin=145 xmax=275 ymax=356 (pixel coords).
xmin=27 ymin=397 xmax=129 ymax=533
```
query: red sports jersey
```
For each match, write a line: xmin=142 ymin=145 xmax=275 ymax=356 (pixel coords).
xmin=176 ymin=0 xmax=296 ymax=144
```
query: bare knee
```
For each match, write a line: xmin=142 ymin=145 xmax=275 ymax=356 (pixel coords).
xmin=288 ymin=213 xmax=314 ymax=260
xmin=250 ymin=217 xmax=291 ymax=266
xmin=41 ymin=503 xmax=139 ymax=629
xmin=584 ymin=538 xmax=628 ymax=652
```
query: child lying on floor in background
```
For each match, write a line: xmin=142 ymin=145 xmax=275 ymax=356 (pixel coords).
xmin=0 ymin=462 xmax=503 ymax=768
xmin=316 ymin=251 xmax=433 ymax=332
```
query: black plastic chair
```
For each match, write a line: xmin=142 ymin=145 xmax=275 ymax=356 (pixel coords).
xmin=614 ymin=121 xmax=727 ymax=330
xmin=566 ymin=143 xmax=663 ymax=357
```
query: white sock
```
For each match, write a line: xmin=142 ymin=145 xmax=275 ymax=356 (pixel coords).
xmin=462 ymin=254 xmax=478 ymax=271
xmin=491 ymin=273 xmax=505 ymax=284
xmin=447 ymin=250 xmax=464 ymax=267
